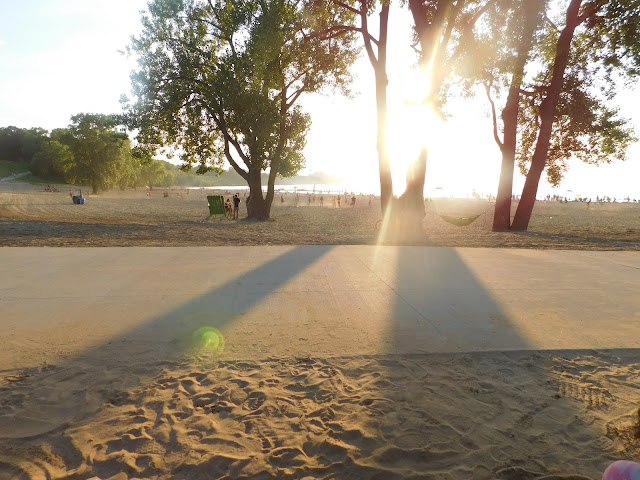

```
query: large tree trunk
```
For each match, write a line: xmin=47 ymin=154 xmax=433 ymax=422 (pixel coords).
xmin=395 ymin=147 xmax=428 ymax=243
xmin=511 ymin=0 xmax=582 ymax=231
xmin=380 ymin=148 xmax=427 ymax=244
xmin=492 ymin=0 xmax=544 ymax=232
xmin=246 ymin=169 xmax=270 ymax=220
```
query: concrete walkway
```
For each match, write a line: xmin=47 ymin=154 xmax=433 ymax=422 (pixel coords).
xmin=1 ymin=246 xmax=639 ymax=372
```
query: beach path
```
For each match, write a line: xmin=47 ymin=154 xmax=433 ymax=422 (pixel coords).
xmin=2 ymin=246 xmax=638 ymax=372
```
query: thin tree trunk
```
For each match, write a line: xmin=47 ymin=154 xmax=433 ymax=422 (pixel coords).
xmin=375 ymin=5 xmax=393 ymax=215
xmin=492 ymin=0 xmax=544 ymax=232
xmin=264 ymin=166 xmax=277 ymax=216
xmin=511 ymin=0 xmax=582 ymax=231
xmin=492 ymin=98 xmax=517 ymax=231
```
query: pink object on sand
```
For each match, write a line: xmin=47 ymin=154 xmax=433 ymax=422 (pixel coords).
xmin=603 ymin=461 xmax=640 ymax=480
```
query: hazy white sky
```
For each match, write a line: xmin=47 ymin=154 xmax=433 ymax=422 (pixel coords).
xmin=1 ymin=1 xmax=638 ymax=198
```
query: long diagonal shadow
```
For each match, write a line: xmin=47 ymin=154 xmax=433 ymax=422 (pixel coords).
xmin=1 ymin=245 xmax=638 ymax=480
xmin=0 ymin=245 xmax=334 ymax=441
xmin=354 ymin=246 xmax=639 ymax=479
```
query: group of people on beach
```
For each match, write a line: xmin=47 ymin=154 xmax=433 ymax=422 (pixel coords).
xmin=279 ymin=191 xmax=374 ymax=208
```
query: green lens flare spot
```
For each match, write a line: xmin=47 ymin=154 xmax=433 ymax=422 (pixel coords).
xmin=193 ymin=326 xmax=225 ymax=355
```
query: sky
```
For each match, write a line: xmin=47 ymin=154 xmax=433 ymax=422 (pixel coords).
xmin=1 ymin=0 xmax=639 ymax=199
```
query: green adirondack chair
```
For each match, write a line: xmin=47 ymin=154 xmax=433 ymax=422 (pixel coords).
xmin=207 ymin=195 xmax=226 ymax=220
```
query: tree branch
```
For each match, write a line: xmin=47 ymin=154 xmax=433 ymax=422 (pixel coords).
xmin=304 ymin=25 xmax=378 ymax=46
xmin=544 ymin=12 xmax=560 ymax=32
xmin=332 ymin=0 xmax=361 ymax=16
xmin=223 ymin=134 xmax=249 ymax=180
xmin=286 ymin=86 xmax=306 ymax=109
xmin=359 ymin=2 xmax=379 ymax=69
xmin=484 ymin=82 xmax=504 ymax=150
xmin=446 ymin=0 xmax=495 ymax=68
xmin=577 ymin=0 xmax=607 ymax=25
xmin=438 ymin=0 xmax=464 ymax=61
xmin=204 ymin=99 xmax=251 ymax=171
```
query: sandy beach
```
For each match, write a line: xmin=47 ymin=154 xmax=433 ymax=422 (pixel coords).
xmin=3 ymin=350 xmax=639 ymax=480
xmin=1 ymin=184 xmax=640 ymax=480
xmin=0 ymin=184 xmax=639 ymax=249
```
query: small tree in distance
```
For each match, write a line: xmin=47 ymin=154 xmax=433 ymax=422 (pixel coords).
xmin=65 ymin=113 xmax=135 ymax=194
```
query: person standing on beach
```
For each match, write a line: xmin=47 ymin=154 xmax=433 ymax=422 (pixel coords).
xmin=225 ymin=198 xmax=232 ymax=219
xmin=320 ymin=195 xmax=324 ymax=206
xmin=233 ymin=193 xmax=240 ymax=219
xmin=337 ymin=196 xmax=341 ymax=208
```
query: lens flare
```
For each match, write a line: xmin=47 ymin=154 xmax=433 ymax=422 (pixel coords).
xmin=193 ymin=326 xmax=225 ymax=356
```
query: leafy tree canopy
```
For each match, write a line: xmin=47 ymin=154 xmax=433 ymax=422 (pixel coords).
xmin=460 ymin=0 xmax=640 ymax=186
xmin=124 ymin=0 xmax=358 ymax=218
xmin=125 ymin=0 xmax=357 ymax=175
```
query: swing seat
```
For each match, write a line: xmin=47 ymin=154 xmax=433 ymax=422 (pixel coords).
xmin=437 ymin=214 xmax=480 ymax=226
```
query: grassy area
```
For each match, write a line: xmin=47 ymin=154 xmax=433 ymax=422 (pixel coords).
xmin=11 ymin=173 xmax=53 ymax=185
xmin=0 ymin=160 xmax=30 ymax=178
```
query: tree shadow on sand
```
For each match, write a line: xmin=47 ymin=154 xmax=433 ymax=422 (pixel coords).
xmin=1 ymin=245 xmax=639 ymax=479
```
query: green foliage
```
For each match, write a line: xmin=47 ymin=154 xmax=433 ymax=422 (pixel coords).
xmin=139 ymin=161 xmax=168 ymax=188
xmin=125 ymin=0 xmax=358 ymax=182
xmin=460 ymin=0 xmax=640 ymax=186
xmin=0 ymin=127 xmax=24 ymax=162
xmin=517 ymin=79 xmax=637 ymax=186
xmin=516 ymin=11 xmax=639 ymax=186
xmin=62 ymin=114 xmax=134 ymax=192
xmin=0 ymin=159 xmax=29 ymax=178
xmin=31 ymin=139 xmax=74 ymax=181
xmin=0 ymin=116 xmax=173 ymax=192
xmin=582 ymin=0 xmax=640 ymax=79
xmin=0 ymin=126 xmax=49 ymax=164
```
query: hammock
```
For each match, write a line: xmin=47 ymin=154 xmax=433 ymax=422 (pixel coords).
xmin=433 ymin=202 xmax=494 ymax=227
xmin=437 ymin=213 xmax=481 ymax=226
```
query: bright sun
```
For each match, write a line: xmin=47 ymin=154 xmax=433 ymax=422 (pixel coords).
xmin=384 ymin=66 xmax=500 ymax=198
xmin=386 ymin=67 xmax=444 ymax=196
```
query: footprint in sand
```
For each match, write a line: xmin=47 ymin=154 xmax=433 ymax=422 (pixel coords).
xmin=244 ymin=391 xmax=267 ymax=410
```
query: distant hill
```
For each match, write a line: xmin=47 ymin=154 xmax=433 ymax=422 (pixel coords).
xmin=160 ymin=161 xmax=344 ymax=186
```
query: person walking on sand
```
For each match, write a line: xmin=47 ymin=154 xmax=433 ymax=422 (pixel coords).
xmin=320 ymin=195 xmax=324 ymax=206
xmin=233 ymin=193 xmax=240 ymax=219
xmin=337 ymin=196 xmax=341 ymax=208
